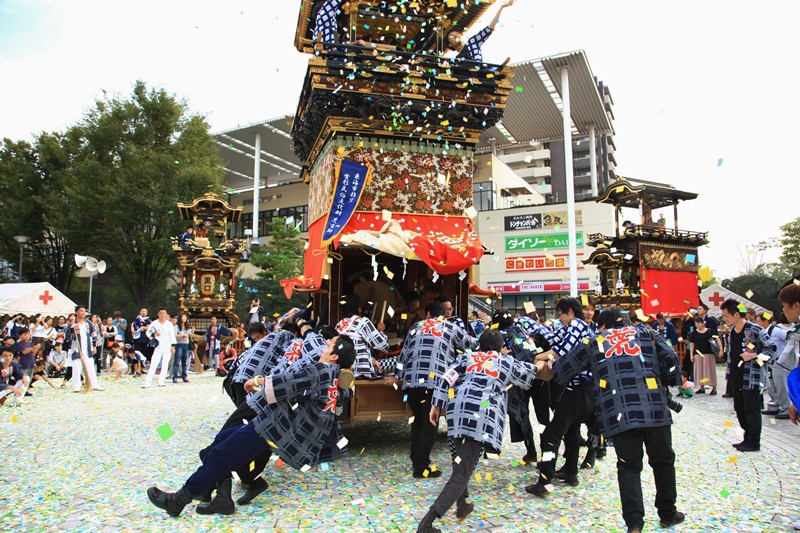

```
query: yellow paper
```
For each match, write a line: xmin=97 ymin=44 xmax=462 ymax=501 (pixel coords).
xmin=724 ymin=420 xmax=733 ymax=428
xmin=646 ymin=377 xmax=658 ymax=389
xmin=448 ymin=388 xmax=455 ymax=399
xmin=490 ymin=323 xmax=499 ymax=329
xmin=249 ymin=461 xmax=255 ymax=471
xmin=474 ymin=473 xmax=482 ymax=482
xmin=581 ymin=294 xmax=589 ymax=306
xmin=698 ymin=266 xmax=712 ymax=283
xmin=401 ymin=313 xmax=408 ymax=320
xmin=422 ymin=469 xmax=430 ymax=478
xmin=728 ymin=456 xmax=738 ymax=464
xmin=699 ymin=378 xmax=709 ymax=383
xmin=763 ymin=312 xmax=773 ymax=320
xmin=485 ymin=472 xmax=492 ymax=481
xmin=599 ymin=379 xmax=607 ymax=389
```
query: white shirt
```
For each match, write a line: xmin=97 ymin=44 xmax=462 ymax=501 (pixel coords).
xmin=147 ymin=320 xmax=177 ymax=348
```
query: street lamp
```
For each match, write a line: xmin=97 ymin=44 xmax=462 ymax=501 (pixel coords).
xmin=74 ymin=255 xmax=107 ymax=314
xmin=13 ymin=235 xmax=30 ymax=283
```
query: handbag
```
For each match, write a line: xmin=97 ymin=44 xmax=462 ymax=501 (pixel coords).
xmin=148 ymin=337 xmax=160 ymax=348
xmin=709 ymin=338 xmax=720 ymax=357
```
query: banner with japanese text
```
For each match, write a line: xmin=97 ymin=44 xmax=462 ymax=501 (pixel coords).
xmin=321 ymin=159 xmax=372 ymax=245
xmin=505 ymin=232 xmax=584 ymax=252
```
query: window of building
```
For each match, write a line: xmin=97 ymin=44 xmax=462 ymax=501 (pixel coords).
xmin=473 ymin=181 xmax=494 ymax=212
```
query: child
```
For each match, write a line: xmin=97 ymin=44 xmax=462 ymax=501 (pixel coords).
xmin=125 ymin=345 xmax=144 ymax=377
xmin=677 ymin=370 xmax=694 ymax=398
xmin=110 ymin=343 xmax=128 ymax=379
xmin=418 ymin=330 xmax=544 ymax=532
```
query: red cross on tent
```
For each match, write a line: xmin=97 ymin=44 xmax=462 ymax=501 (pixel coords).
xmin=39 ymin=290 xmax=53 ymax=305
xmin=707 ymin=292 xmax=725 ymax=307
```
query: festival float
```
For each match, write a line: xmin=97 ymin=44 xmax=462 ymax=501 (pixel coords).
xmin=282 ymin=0 xmax=513 ymax=425
xmin=172 ymin=193 xmax=243 ymax=369
xmin=583 ymin=177 xmax=709 ymax=317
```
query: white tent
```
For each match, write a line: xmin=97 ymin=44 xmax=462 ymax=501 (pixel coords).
xmin=699 ymin=284 xmax=769 ymax=318
xmin=0 ymin=282 xmax=77 ymax=318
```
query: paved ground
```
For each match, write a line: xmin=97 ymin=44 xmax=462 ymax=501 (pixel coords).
xmin=1 ymin=366 xmax=799 ymax=533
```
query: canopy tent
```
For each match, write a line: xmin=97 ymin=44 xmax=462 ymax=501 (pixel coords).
xmin=699 ymin=284 xmax=768 ymax=318
xmin=0 ymin=282 xmax=77 ymax=318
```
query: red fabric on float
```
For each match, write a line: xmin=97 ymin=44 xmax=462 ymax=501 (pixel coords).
xmin=280 ymin=218 xmax=326 ymax=299
xmin=639 ymin=268 xmax=699 ymax=318
xmin=333 ymin=211 xmax=484 ymax=275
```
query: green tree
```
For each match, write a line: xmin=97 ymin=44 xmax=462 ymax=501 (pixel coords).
xmin=245 ymin=217 xmax=306 ymax=317
xmin=0 ymin=135 xmax=79 ymax=292
xmin=780 ymin=216 xmax=800 ymax=270
xmin=56 ymin=81 xmax=223 ymax=307
xmin=721 ymin=274 xmax=781 ymax=315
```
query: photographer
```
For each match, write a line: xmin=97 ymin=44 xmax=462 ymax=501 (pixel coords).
xmin=539 ymin=306 xmax=684 ymax=533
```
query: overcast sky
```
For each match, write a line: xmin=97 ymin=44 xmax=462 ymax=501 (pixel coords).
xmin=2 ymin=0 xmax=798 ymax=280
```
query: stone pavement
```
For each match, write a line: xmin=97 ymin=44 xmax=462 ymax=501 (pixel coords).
xmin=1 ymin=365 xmax=799 ymax=533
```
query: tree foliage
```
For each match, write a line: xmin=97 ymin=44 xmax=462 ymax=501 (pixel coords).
xmin=780 ymin=216 xmax=800 ymax=270
xmin=721 ymin=274 xmax=782 ymax=315
xmin=55 ymin=81 xmax=223 ymax=307
xmin=248 ymin=217 xmax=305 ymax=281
xmin=0 ymin=135 xmax=79 ymax=292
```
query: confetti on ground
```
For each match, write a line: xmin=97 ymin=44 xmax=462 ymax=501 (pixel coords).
xmin=156 ymin=423 xmax=174 ymax=441
xmin=2 ymin=366 xmax=797 ymax=532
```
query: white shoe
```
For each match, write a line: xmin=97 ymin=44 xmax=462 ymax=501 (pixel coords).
xmin=141 ymin=385 xmax=149 ymax=389
xmin=94 ymin=388 xmax=105 ymax=391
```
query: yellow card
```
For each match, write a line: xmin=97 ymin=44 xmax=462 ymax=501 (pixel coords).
xmin=699 ymin=378 xmax=709 ymax=383
xmin=724 ymin=420 xmax=733 ymax=428
xmin=646 ymin=377 xmax=658 ymax=389
xmin=763 ymin=312 xmax=773 ymax=320
xmin=485 ymin=472 xmax=492 ymax=481
xmin=474 ymin=473 xmax=482 ymax=482
xmin=698 ymin=266 xmax=712 ymax=283
xmin=490 ymin=323 xmax=499 ymax=329
xmin=728 ymin=456 xmax=738 ymax=464
xmin=581 ymin=294 xmax=589 ymax=307
xmin=249 ymin=461 xmax=255 ymax=471
xmin=599 ymin=379 xmax=607 ymax=389
xmin=401 ymin=313 xmax=407 ymax=320
xmin=448 ymin=388 xmax=455 ymax=399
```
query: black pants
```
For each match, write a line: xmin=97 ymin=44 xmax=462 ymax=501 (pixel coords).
xmin=681 ymin=353 xmax=693 ymax=381
xmin=613 ymin=425 xmax=678 ymax=530
xmin=733 ymin=387 xmax=762 ymax=446
xmin=431 ymin=438 xmax=482 ymax=517
xmin=508 ymin=381 xmax=550 ymax=456
xmin=537 ymin=385 xmax=595 ymax=483
xmin=407 ymin=387 xmax=437 ymax=473
xmin=199 ymin=400 xmax=271 ymax=485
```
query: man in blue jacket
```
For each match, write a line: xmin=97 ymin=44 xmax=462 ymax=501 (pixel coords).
xmin=543 ymin=306 xmax=684 ymax=533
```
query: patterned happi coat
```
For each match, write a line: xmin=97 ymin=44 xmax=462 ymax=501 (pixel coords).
xmin=335 ymin=315 xmax=388 ymax=378
xmin=249 ymin=362 xmax=347 ymax=471
xmin=231 ymin=330 xmax=296 ymax=384
xmin=551 ymin=324 xmax=681 ymax=438
xmin=725 ymin=321 xmax=776 ymax=391
xmin=433 ymin=350 xmax=538 ymax=451
xmin=395 ymin=317 xmax=478 ymax=390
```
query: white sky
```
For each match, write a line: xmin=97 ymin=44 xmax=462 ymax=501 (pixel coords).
xmin=1 ymin=0 xmax=798 ymax=280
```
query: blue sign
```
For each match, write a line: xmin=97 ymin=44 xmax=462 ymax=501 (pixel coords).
xmin=321 ymin=159 xmax=372 ymax=244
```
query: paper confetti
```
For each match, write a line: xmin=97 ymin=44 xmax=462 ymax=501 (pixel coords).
xmin=698 ymin=266 xmax=712 ymax=283
xmin=156 ymin=423 xmax=174 ymax=441
xmin=745 ymin=290 xmax=754 ymax=298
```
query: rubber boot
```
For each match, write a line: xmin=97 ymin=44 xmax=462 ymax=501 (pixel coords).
xmin=417 ymin=508 xmax=441 ymax=533
xmin=196 ymin=478 xmax=236 ymax=515
xmin=147 ymin=484 xmax=195 ymax=517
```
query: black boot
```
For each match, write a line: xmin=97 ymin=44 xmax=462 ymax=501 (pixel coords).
xmin=198 ymin=487 xmax=213 ymax=503
xmin=417 ymin=508 xmax=441 ymax=533
xmin=456 ymin=496 xmax=474 ymax=519
xmin=237 ymin=476 xmax=269 ymax=505
xmin=147 ymin=484 xmax=195 ymax=517
xmin=196 ymin=478 xmax=236 ymax=515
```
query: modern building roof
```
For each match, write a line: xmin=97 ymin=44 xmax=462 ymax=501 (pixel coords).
xmin=214 ymin=116 xmax=304 ymax=193
xmin=476 ymin=50 xmax=614 ymax=151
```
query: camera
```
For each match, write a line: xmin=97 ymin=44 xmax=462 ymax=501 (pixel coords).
xmin=666 ymin=392 xmax=683 ymax=413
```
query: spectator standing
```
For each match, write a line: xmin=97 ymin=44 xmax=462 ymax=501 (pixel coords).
xmin=15 ymin=328 xmax=38 ymax=394
xmin=144 ymin=308 xmax=177 ymax=388
xmin=205 ymin=317 xmax=232 ymax=371
xmin=67 ymin=306 xmax=103 ymax=392
xmin=688 ymin=316 xmax=718 ymax=394
xmin=469 ymin=311 xmax=484 ymax=337
xmin=92 ymin=315 xmax=104 ymax=374
xmin=248 ymin=298 xmax=265 ymax=325
xmin=131 ymin=309 xmax=152 ymax=363
xmin=173 ymin=314 xmax=192 ymax=383
xmin=112 ymin=311 xmax=128 ymax=343
xmin=102 ymin=317 xmax=117 ymax=368
xmin=698 ymin=303 xmax=718 ymax=336
xmin=30 ymin=314 xmax=47 ymax=348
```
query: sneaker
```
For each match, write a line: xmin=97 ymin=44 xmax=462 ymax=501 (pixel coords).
xmin=173 ymin=378 xmax=178 ymax=384
xmin=24 ymin=391 xmax=33 ymax=397
xmin=524 ymin=482 xmax=550 ymax=497
xmin=732 ymin=440 xmax=747 ymax=448
xmin=659 ymin=511 xmax=685 ymax=527
xmin=761 ymin=409 xmax=779 ymax=415
xmin=721 ymin=393 xmax=733 ymax=398
xmin=776 ymin=412 xmax=790 ymax=420
xmin=183 ymin=377 xmax=190 ymax=383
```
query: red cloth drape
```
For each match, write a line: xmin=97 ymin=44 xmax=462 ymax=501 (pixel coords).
xmin=639 ymin=268 xmax=699 ymax=318
xmin=333 ymin=211 xmax=484 ymax=275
